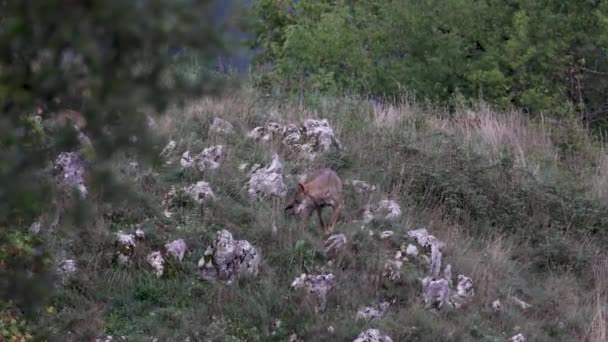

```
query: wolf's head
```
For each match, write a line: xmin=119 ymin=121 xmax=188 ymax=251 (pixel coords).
xmin=284 ymin=182 xmax=314 ymax=216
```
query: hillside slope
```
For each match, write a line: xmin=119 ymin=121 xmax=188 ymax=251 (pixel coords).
xmin=33 ymin=87 xmax=608 ymax=341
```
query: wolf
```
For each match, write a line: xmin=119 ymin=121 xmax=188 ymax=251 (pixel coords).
xmin=284 ymin=168 xmax=343 ymax=233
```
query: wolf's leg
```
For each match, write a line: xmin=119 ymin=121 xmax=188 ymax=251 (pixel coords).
xmin=316 ymin=207 xmax=326 ymax=233
xmin=327 ymin=195 xmax=343 ymax=233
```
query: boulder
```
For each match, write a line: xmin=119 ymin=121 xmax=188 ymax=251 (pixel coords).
xmin=198 ymin=230 xmax=261 ymax=283
xmin=164 ymin=239 xmax=187 ymax=262
xmin=290 ymin=273 xmax=335 ymax=311
xmin=353 ymin=329 xmax=393 ymax=342
xmin=422 ymin=277 xmax=451 ymax=309
xmin=247 ymin=154 xmax=287 ymax=200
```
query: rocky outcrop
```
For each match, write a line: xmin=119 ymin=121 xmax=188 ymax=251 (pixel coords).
xmin=247 ymin=154 xmax=287 ymax=200
xmin=198 ymin=230 xmax=261 ymax=284
xmin=246 ymin=119 xmax=341 ymax=160
xmin=53 ymin=152 xmax=87 ymax=197
xmin=290 ymin=273 xmax=335 ymax=311
xmin=353 ymin=329 xmax=393 ymax=342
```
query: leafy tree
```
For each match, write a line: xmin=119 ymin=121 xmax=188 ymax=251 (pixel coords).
xmin=0 ymin=0 xmax=228 ymax=324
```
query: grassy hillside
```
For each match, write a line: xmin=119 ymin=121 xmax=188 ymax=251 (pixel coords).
xmin=29 ymin=84 xmax=608 ymax=341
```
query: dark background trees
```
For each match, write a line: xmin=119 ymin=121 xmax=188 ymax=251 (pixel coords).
xmin=251 ymin=0 xmax=608 ymax=129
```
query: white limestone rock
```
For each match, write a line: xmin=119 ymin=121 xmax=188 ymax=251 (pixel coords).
xmin=422 ymin=277 xmax=451 ymax=309
xmin=164 ymin=239 xmax=187 ymax=262
xmin=198 ymin=230 xmax=261 ymax=283
xmin=247 ymin=154 xmax=287 ymax=200
xmin=290 ymin=273 xmax=336 ymax=311
xmin=147 ymin=251 xmax=165 ymax=277
xmin=509 ymin=333 xmax=526 ymax=342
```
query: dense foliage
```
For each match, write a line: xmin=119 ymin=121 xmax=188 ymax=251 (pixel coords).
xmin=0 ymin=0 xmax=226 ymax=325
xmin=250 ymin=0 xmax=608 ymax=125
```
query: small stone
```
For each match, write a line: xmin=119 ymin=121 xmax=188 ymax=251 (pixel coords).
xmin=509 ymin=333 xmax=526 ymax=342
xmin=160 ymin=140 xmax=176 ymax=157
xmin=30 ymin=221 xmax=42 ymax=234
xmin=379 ymin=230 xmax=394 ymax=239
xmin=492 ymin=299 xmax=501 ymax=312
xmin=135 ymin=229 xmax=145 ymax=240
xmin=511 ymin=296 xmax=532 ymax=311
xmin=356 ymin=301 xmax=390 ymax=322
xmin=404 ymin=244 xmax=419 ymax=257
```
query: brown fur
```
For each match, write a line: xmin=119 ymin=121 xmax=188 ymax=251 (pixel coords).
xmin=284 ymin=168 xmax=344 ymax=233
